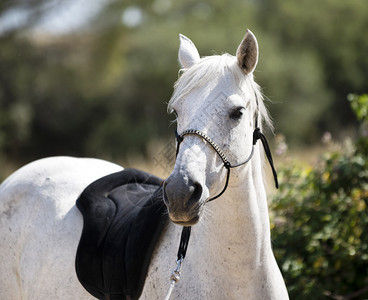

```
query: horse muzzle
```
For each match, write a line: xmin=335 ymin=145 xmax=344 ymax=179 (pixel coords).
xmin=163 ymin=175 xmax=205 ymax=226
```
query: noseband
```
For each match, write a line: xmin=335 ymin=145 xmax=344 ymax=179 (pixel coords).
xmin=175 ymin=126 xmax=278 ymax=202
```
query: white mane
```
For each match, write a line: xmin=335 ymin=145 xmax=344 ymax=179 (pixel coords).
xmin=168 ymin=53 xmax=273 ymax=131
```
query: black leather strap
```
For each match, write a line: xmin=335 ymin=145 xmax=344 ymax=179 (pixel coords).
xmin=253 ymin=128 xmax=279 ymax=189
xmin=177 ymin=226 xmax=192 ymax=261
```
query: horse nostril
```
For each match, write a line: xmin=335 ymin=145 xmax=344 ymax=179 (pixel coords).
xmin=188 ymin=182 xmax=203 ymax=207
xmin=163 ymin=177 xmax=203 ymax=209
xmin=163 ymin=180 xmax=169 ymax=206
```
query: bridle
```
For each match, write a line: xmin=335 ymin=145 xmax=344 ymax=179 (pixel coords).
xmin=175 ymin=126 xmax=278 ymax=202
xmin=164 ymin=97 xmax=279 ymax=300
xmin=174 ymin=93 xmax=279 ymax=197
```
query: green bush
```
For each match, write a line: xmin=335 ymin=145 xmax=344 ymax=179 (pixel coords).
xmin=271 ymin=94 xmax=368 ymax=299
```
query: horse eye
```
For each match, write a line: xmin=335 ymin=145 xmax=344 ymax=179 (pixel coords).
xmin=178 ymin=69 xmax=186 ymax=77
xmin=229 ymin=107 xmax=244 ymax=120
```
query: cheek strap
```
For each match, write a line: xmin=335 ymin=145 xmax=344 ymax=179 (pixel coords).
xmin=253 ymin=128 xmax=279 ymax=189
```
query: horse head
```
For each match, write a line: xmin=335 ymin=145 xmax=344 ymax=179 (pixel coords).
xmin=163 ymin=30 xmax=269 ymax=226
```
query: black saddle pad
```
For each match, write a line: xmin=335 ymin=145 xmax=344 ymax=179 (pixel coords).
xmin=75 ymin=168 xmax=168 ymax=300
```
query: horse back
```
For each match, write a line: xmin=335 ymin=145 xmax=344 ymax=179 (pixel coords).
xmin=0 ymin=156 xmax=122 ymax=299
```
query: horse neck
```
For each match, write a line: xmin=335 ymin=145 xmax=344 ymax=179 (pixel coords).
xmin=201 ymin=145 xmax=271 ymax=260
xmin=185 ymin=145 xmax=286 ymax=298
xmin=144 ymin=148 xmax=288 ymax=299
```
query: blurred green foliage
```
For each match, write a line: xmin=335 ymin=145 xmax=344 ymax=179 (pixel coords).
xmin=0 ymin=0 xmax=367 ymax=165
xmin=271 ymin=94 xmax=368 ymax=299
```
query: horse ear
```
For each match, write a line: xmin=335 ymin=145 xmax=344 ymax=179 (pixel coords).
xmin=178 ymin=34 xmax=200 ymax=69
xmin=236 ymin=29 xmax=259 ymax=74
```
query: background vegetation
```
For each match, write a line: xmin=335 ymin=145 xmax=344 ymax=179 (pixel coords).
xmin=1 ymin=0 xmax=367 ymax=169
xmin=271 ymin=94 xmax=368 ymax=299
xmin=1 ymin=1 xmax=367 ymax=298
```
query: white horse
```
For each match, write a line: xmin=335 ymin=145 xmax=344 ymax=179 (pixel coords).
xmin=0 ymin=30 xmax=288 ymax=299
